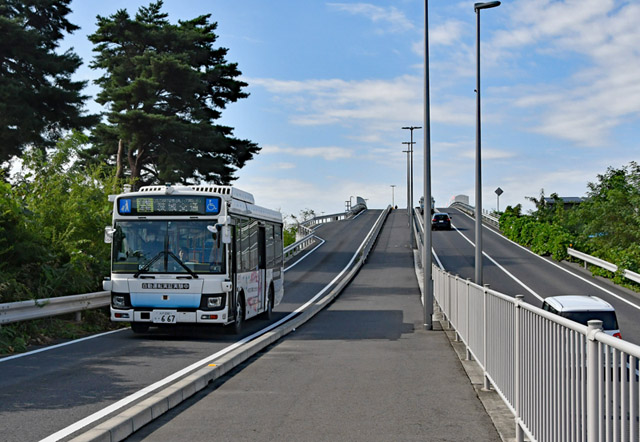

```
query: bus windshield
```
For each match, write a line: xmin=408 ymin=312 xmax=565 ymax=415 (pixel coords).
xmin=112 ymin=220 xmax=225 ymax=274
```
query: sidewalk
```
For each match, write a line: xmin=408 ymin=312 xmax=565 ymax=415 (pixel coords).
xmin=130 ymin=209 xmax=505 ymax=441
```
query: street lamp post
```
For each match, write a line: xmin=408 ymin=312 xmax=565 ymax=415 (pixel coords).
xmin=402 ymin=126 xmax=422 ymax=221
xmin=474 ymin=0 xmax=500 ymax=287
xmin=423 ymin=1 xmax=433 ymax=330
xmin=390 ymin=185 xmax=396 ymax=207
xmin=402 ymin=142 xmax=414 ymax=215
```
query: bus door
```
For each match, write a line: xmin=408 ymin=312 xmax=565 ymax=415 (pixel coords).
xmin=258 ymin=226 xmax=267 ymax=311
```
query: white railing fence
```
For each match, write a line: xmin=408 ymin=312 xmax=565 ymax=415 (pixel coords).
xmin=412 ymin=212 xmax=640 ymax=442
xmin=432 ymin=266 xmax=640 ymax=442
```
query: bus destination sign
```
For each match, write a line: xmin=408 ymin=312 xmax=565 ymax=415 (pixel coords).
xmin=118 ymin=196 xmax=221 ymax=216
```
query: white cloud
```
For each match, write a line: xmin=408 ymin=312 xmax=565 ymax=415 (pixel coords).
xmin=249 ymin=75 xmax=474 ymax=136
xmin=327 ymin=3 xmax=414 ymax=33
xmin=430 ymin=20 xmax=465 ymax=46
xmin=458 ymin=148 xmax=517 ymax=160
xmin=262 ymin=144 xmax=353 ymax=161
xmin=490 ymin=0 xmax=640 ymax=146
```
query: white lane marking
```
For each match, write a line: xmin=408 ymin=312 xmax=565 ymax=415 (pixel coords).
xmin=0 ymin=329 xmax=127 ymax=363
xmin=41 ymin=210 xmax=387 ymax=442
xmin=454 ymin=209 xmax=640 ymax=310
xmin=450 ymin=221 xmax=544 ymax=302
xmin=433 ymin=248 xmax=445 ymax=270
xmin=284 ymin=236 xmax=326 ymax=272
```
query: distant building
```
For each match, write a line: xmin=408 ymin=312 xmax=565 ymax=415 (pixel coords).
xmin=543 ymin=197 xmax=585 ymax=210
xmin=449 ymin=194 xmax=469 ymax=206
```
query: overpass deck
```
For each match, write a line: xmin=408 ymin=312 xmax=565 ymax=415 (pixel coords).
xmin=129 ymin=210 xmax=501 ymax=441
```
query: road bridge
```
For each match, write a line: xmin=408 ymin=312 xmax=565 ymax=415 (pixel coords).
xmin=4 ymin=204 xmax=640 ymax=441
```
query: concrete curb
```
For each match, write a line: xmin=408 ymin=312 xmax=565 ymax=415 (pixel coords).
xmin=412 ymin=250 xmax=517 ymax=442
xmin=70 ymin=209 xmax=390 ymax=442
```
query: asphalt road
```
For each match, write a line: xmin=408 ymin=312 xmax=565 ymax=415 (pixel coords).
xmin=125 ymin=209 xmax=501 ymax=442
xmin=431 ymin=207 xmax=640 ymax=344
xmin=0 ymin=209 xmax=382 ymax=442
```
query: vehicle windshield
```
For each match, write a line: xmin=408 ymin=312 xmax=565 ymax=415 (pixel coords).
xmin=112 ymin=220 xmax=225 ymax=274
xmin=562 ymin=311 xmax=619 ymax=330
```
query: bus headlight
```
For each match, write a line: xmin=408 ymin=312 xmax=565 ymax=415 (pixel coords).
xmin=113 ymin=295 xmax=127 ymax=308
xmin=112 ymin=293 xmax=130 ymax=308
xmin=207 ymin=296 xmax=222 ymax=308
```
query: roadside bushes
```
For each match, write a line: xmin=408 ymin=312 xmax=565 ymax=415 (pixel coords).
xmin=500 ymin=207 xmax=573 ymax=261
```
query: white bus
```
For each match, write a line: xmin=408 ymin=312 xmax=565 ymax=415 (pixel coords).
xmin=103 ymin=184 xmax=284 ymax=334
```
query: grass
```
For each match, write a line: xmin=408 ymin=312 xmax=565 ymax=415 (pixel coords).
xmin=0 ymin=308 xmax=126 ymax=356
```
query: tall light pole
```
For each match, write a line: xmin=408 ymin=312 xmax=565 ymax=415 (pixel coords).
xmin=423 ymin=0 xmax=433 ymax=330
xmin=474 ymin=1 xmax=500 ymax=286
xmin=390 ymin=185 xmax=396 ymax=207
xmin=402 ymin=142 xmax=413 ymax=214
xmin=402 ymin=126 xmax=422 ymax=220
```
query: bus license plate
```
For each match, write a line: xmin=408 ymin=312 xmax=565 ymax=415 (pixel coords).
xmin=152 ymin=310 xmax=177 ymax=324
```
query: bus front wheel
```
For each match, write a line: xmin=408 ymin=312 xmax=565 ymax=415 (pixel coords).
xmin=264 ymin=286 xmax=274 ymax=320
xmin=233 ymin=295 xmax=244 ymax=334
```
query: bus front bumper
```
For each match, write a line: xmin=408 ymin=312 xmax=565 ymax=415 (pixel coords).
xmin=111 ymin=307 xmax=229 ymax=324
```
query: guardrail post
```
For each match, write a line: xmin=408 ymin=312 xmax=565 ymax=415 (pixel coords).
xmin=586 ymin=319 xmax=602 ymax=442
xmin=454 ymin=275 xmax=461 ymax=342
xmin=466 ymin=278 xmax=472 ymax=361
xmin=514 ymin=294 xmax=525 ymax=442
xmin=75 ymin=311 xmax=82 ymax=322
xmin=483 ymin=284 xmax=490 ymax=390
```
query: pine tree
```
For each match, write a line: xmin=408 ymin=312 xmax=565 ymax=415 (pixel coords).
xmin=87 ymin=1 xmax=259 ymax=187
xmin=0 ymin=0 xmax=94 ymax=163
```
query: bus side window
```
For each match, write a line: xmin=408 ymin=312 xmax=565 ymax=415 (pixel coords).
xmin=240 ymin=219 xmax=250 ymax=273
xmin=266 ymin=224 xmax=274 ymax=268
xmin=249 ymin=221 xmax=258 ymax=270
xmin=274 ymin=224 xmax=283 ymax=267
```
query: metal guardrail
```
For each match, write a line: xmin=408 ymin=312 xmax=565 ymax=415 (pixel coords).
xmin=449 ymin=201 xmax=500 ymax=228
xmin=301 ymin=212 xmax=347 ymax=226
xmin=0 ymin=291 xmax=110 ymax=325
xmin=568 ymin=247 xmax=640 ymax=284
xmin=411 ymin=210 xmax=640 ymax=441
xmin=283 ymin=233 xmax=318 ymax=261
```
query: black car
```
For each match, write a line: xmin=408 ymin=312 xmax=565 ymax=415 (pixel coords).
xmin=431 ymin=213 xmax=452 ymax=230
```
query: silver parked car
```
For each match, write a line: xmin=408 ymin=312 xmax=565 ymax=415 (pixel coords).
xmin=542 ymin=295 xmax=621 ymax=338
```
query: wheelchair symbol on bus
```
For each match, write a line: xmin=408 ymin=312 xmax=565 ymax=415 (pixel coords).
xmin=206 ymin=198 xmax=219 ymax=213
xmin=119 ymin=199 xmax=132 ymax=213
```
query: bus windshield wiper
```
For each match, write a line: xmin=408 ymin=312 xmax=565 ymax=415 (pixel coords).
xmin=134 ymin=251 xmax=164 ymax=278
xmin=167 ymin=251 xmax=199 ymax=279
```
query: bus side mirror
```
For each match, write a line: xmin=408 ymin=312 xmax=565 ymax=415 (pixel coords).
xmin=104 ymin=226 xmax=115 ymax=244
xmin=221 ymin=225 xmax=231 ymax=244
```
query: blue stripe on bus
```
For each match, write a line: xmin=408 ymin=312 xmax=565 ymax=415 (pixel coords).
xmin=130 ymin=293 xmax=201 ymax=308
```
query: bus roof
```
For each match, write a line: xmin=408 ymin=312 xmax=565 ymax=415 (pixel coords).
xmin=114 ymin=185 xmax=282 ymax=223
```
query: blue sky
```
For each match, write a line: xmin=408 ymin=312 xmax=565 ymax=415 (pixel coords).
xmin=59 ymin=0 xmax=639 ymax=217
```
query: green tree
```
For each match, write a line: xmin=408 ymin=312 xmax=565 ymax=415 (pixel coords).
xmin=576 ymin=162 xmax=640 ymax=253
xmin=87 ymin=1 xmax=259 ymax=187
xmin=2 ymin=132 xmax=117 ymax=302
xmin=0 ymin=0 xmax=94 ymax=164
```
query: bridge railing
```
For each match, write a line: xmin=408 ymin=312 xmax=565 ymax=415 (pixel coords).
xmin=449 ymin=201 xmax=500 ymax=228
xmin=412 ymin=210 xmax=640 ymax=441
